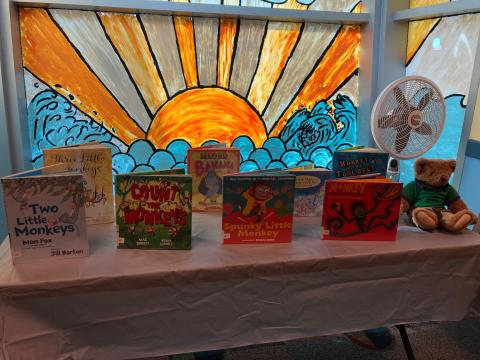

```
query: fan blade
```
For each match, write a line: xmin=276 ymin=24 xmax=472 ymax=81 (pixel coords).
xmin=417 ymin=89 xmax=434 ymax=111
xmin=393 ymin=87 xmax=409 ymax=109
xmin=378 ymin=114 xmax=396 ymax=128
xmin=414 ymin=122 xmax=433 ymax=135
xmin=394 ymin=128 xmax=411 ymax=154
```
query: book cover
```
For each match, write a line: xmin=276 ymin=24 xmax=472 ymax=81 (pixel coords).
xmin=115 ymin=173 xmax=192 ymax=250
xmin=187 ymin=147 xmax=240 ymax=211
xmin=2 ymin=166 xmax=88 ymax=263
xmin=321 ymin=179 xmax=402 ymax=241
xmin=332 ymin=148 xmax=389 ymax=178
xmin=287 ymin=169 xmax=333 ymax=217
xmin=222 ymin=174 xmax=295 ymax=244
xmin=43 ymin=143 xmax=113 ymax=224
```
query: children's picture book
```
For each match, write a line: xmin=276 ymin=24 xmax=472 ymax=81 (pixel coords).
xmin=2 ymin=165 xmax=88 ymax=263
xmin=222 ymin=173 xmax=295 ymax=244
xmin=43 ymin=142 xmax=113 ymax=224
xmin=287 ymin=168 xmax=333 ymax=217
xmin=115 ymin=170 xmax=192 ymax=250
xmin=321 ymin=178 xmax=402 ymax=241
xmin=332 ymin=147 xmax=389 ymax=178
xmin=187 ymin=146 xmax=240 ymax=211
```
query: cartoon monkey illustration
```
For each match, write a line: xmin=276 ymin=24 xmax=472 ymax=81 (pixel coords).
xmin=179 ymin=190 xmax=191 ymax=213
xmin=241 ymin=181 xmax=274 ymax=222
xmin=198 ymin=169 xmax=222 ymax=205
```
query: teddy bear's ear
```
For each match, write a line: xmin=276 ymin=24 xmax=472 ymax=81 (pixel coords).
xmin=447 ymin=160 xmax=456 ymax=172
xmin=414 ymin=158 xmax=429 ymax=174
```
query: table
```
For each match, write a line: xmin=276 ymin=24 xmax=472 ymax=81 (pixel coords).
xmin=1 ymin=214 xmax=480 ymax=359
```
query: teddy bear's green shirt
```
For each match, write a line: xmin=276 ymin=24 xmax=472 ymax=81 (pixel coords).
xmin=402 ymin=180 xmax=460 ymax=209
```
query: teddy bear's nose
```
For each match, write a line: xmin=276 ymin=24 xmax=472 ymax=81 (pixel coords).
xmin=441 ymin=176 xmax=447 ymax=182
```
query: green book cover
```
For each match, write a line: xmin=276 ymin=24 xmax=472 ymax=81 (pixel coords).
xmin=115 ymin=173 xmax=192 ymax=250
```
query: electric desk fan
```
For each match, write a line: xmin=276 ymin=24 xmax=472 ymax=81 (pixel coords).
xmin=371 ymin=76 xmax=446 ymax=180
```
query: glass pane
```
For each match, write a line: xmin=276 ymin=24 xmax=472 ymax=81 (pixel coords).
xmin=178 ymin=0 xmax=360 ymax=11
xmin=403 ymin=13 xmax=480 ymax=182
xmin=409 ymin=0 xmax=449 ymax=9
xmin=410 ymin=0 xmax=471 ymax=6
xmin=20 ymin=7 xmax=361 ymax=173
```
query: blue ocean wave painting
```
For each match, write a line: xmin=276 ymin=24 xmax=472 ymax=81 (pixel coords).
xmin=29 ymin=90 xmax=358 ymax=173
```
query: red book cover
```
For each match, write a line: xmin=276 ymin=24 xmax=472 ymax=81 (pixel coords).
xmin=222 ymin=174 xmax=295 ymax=244
xmin=321 ymin=180 xmax=402 ymax=241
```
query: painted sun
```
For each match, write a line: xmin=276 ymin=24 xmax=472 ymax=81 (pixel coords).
xmin=19 ymin=2 xmax=368 ymax=172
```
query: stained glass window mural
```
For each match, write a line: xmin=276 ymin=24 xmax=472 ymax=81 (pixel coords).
xmin=404 ymin=0 xmax=480 ymax=182
xmin=19 ymin=0 xmax=361 ymax=174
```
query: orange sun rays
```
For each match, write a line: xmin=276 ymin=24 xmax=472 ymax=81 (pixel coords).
xmin=19 ymin=8 xmax=145 ymax=145
xmin=174 ymin=16 xmax=199 ymax=88
xmin=217 ymin=18 xmax=238 ymax=89
xmin=20 ymin=6 xmax=387 ymax=148
xmin=406 ymin=0 xmax=448 ymax=63
xmin=270 ymin=24 xmax=361 ymax=137
xmin=98 ymin=12 xmax=167 ymax=113
xmin=247 ymin=21 xmax=302 ymax=114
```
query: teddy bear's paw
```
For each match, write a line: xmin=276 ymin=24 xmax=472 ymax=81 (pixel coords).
xmin=465 ymin=210 xmax=478 ymax=225
xmin=454 ymin=214 xmax=472 ymax=231
xmin=441 ymin=210 xmax=471 ymax=232
xmin=412 ymin=208 xmax=438 ymax=230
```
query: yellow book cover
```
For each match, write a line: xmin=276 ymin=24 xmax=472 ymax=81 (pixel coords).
xmin=43 ymin=143 xmax=113 ymax=224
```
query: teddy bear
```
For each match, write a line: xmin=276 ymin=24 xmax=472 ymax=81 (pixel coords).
xmin=401 ymin=158 xmax=477 ymax=232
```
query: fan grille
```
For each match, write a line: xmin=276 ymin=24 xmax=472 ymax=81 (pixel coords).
xmin=372 ymin=76 xmax=445 ymax=159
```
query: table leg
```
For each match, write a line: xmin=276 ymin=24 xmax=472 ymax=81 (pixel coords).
xmin=396 ymin=324 xmax=416 ymax=360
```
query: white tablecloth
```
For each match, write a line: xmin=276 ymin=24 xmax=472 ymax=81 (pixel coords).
xmin=1 ymin=214 xmax=480 ymax=359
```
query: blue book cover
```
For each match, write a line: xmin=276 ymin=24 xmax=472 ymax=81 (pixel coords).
xmin=332 ymin=148 xmax=389 ymax=178
xmin=287 ymin=169 xmax=333 ymax=217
